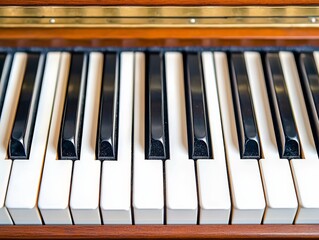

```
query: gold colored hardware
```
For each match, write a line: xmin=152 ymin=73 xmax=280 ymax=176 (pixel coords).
xmin=0 ymin=6 xmax=319 ymax=28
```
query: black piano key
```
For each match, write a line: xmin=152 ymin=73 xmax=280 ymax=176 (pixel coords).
xmin=97 ymin=53 xmax=119 ymax=160
xmin=0 ymin=54 xmax=7 ymax=78
xmin=264 ymin=53 xmax=300 ymax=159
xmin=184 ymin=52 xmax=211 ymax=159
xmin=59 ymin=53 xmax=87 ymax=160
xmin=9 ymin=53 xmax=43 ymax=159
xmin=0 ymin=54 xmax=12 ymax=115
xmin=145 ymin=52 xmax=169 ymax=160
xmin=229 ymin=53 xmax=260 ymax=159
xmin=298 ymin=53 xmax=319 ymax=154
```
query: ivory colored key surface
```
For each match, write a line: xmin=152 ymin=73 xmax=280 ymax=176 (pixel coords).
xmin=165 ymin=52 xmax=198 ymax=224
xmin=215 ymin=52 xmax=265 ymax=224
xmin=5 ymin=52 xmax=60 ymax=224
xmin=197 ymin=52 xmax=231 ymax=224
xmin=0 ymin=53 xmax=27 ymax=225
xmin=282 ymin=51 xmax=319 ymax=224
xmin=38 ymin=53 xmax=73 ymax=224
xmin=132 ymin=52 xmax=164 ymax=224
xmin=100 ymin=52 xmax=134 ymax=224
xmin=70 ymin=53 xmax=102 ymax=224
xmin=245 ymin=52 xmax=298 ymax=224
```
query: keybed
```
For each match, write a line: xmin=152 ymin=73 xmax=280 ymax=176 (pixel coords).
xmin=0 ymin=49 xmax=319 ymax=225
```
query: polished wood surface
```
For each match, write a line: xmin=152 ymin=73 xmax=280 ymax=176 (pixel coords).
xmin=0 ymin=27 xmax=318 ymax=48
xmin=0 ymin=0 xmax=318 ymax=5
xmin=0 ymin=225 xmax=319 ymax=239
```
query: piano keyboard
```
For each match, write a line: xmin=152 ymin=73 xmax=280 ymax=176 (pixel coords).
xmin=0 ymin=50 xmax=319 ymax=225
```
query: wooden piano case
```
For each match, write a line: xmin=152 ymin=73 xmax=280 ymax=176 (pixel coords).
xmin=0 ymin=1 xmax=319 ymax=239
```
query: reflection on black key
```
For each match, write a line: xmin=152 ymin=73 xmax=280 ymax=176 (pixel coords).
xmin=264 ymin=53 xmax=300 ymax=159
xmin=184 ymin=52 xmax=211 ymax=159
xmin=298 ymin=53 xmax=319 ymax=154
xmin=59 ymin=53 xmax=86 ymax=160
xmin=230 ymin=53 xmax=260 ymax=159
xmin=0 ymin=54 xmax=12 ymax=115
xmin=145 ymin=52 xmax=169 ymax=160
xmin=97 ymin=53 xmax=119 ymax=160
xmin=9 ymin=53 xmax=43 ymax=159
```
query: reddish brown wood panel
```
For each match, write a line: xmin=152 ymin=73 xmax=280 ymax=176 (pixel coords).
xmin=0 ymin=225 xmax=319 ymax=239
xmin=0 ymin=28 xmax=318 ymax=48
xmin=0 ymin=0 xmax=317 ymax=5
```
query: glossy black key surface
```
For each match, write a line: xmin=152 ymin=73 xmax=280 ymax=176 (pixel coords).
xmin=97 ymin=53 xmax=119 ymax=160
xmin=298 ymin=53 xmax=319 ymax=154
xmin=229 ymin=53 xmax=260 ymax=159
xmin=59 ymin=53 xmax=86 ymax=160
xmin=0 ymin=54 xmax=11 ymax=115
xmin=184 ymin=52 xmax=211 ymax=159
xmin=0 ymin=54 xmax=7 ymax=79
xmin=9 ymin=53 xmax=42 ymax=159
xmin=145 ymin=52 xmax=169 ymax=160
xmin=264 ymin=53 xmax=300 ymax=158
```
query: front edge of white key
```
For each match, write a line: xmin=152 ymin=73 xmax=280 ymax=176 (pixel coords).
xmin=0 ymin=53 xmax=26 ymax=225
xmin=259 ymin=159 xmax=298 ymax=224
xmin=197 ymin=52 xmax=231 ymax=224
xmin=245 ymin=52 xmax=298 ymax=224
xmin=70 ymin=53 xmax=102 ymax=225
xmin=101 ymin=52 xmax=134 ymax=225
xmin=6 ymin=52 xmax=60 ymax=225
xmin=281 ymin=51 xmax=319 ymax=224
xmin=214 ymin=52 xmax=265 ymax=224
xmin=165 ymin=52 xmax=198 ymax=224
xmin=38 ymin=52 xmax=73 ymax=225
xmin=132 ymin=52 xmax=164 ymax=224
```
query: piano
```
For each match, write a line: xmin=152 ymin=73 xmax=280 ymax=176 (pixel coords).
xmin=1 ymin=2 xmax=319 ymax=239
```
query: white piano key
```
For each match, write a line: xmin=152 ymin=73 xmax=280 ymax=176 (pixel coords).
xmin=197 ymin=52 xmax=230 ymax=224
xmin=132 ymin=52 xmax=164 ymax=224
xmin=100 ymin=52 xmax=134 ymax=224
xmin=215 ymin=52 xmax=265 ymax=224
xmin=38 ymin=53 xmax=73 ymax=225
xmin=0 ymin=53 xmax=26 ymax=225
xmin=165 ymin=52 xmax=197 ymax=224
xmin=281 ymin=51 xmax=319 ymax=224
xmin=5 ymin=52 xmax=60 ymax=224
xmin=70 ymin=53 xmax=102 ymax=224
xmin=245 ymin=52 xmax=298 ymax=224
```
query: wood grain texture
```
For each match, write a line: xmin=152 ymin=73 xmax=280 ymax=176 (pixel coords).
xmin=0 ymin=0 xmax=317 ymax=5
xmin=0 ymin=225 xmax=319 ymax=239
xmin=0 ymin=28 xmax=318 ymax=47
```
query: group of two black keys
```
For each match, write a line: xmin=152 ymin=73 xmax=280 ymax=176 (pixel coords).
xmin=5 ymin=50 xmax=319 ymax=161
